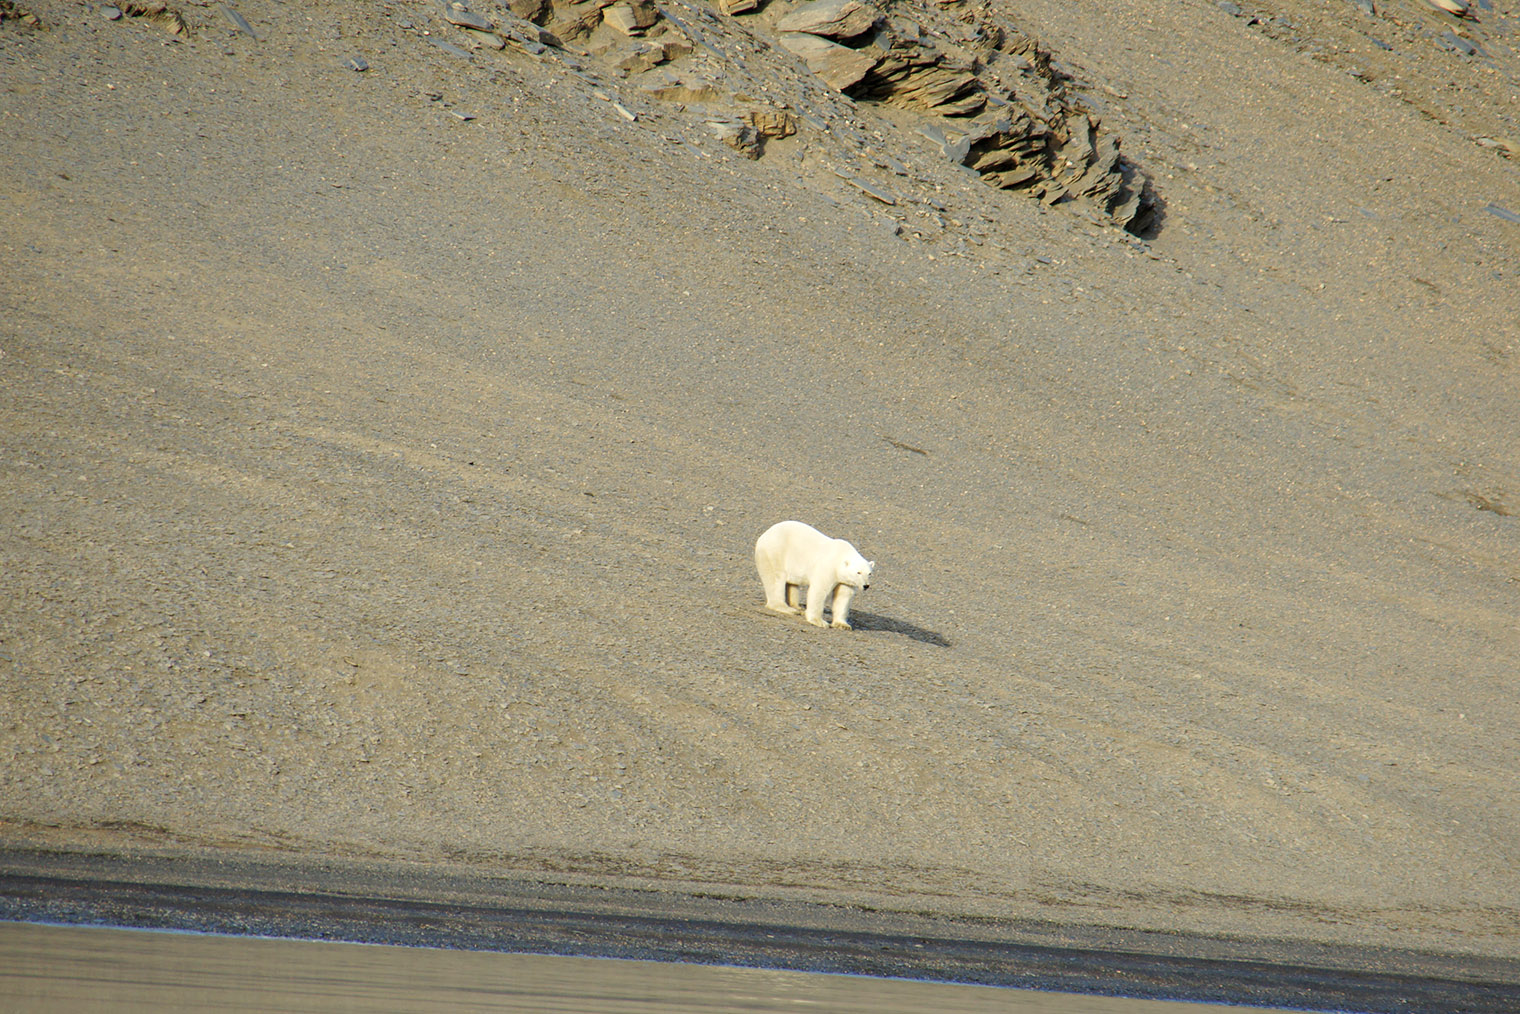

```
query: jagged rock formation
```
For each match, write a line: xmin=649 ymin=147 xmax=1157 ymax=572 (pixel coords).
xmin=852 ymin=32 xmax=986 ymax=116
xmin=772 ymin=0 xmax=1155 ymax=232
xmin=429 ymin=0 xmax=1156 ymax=232
xmin=949 ymin=108 xmax=1151 ymax=231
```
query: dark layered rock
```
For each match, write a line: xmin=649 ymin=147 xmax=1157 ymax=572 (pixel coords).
xmin=850 ymin=37 xmax=986 ymax=116
xmin=945 ymin=107 xmax=1153 ymax=232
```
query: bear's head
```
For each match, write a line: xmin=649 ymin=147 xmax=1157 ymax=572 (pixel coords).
xmin=841 ymin=553 xmax=875 ymax=590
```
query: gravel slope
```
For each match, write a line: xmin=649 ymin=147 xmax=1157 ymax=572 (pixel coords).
xmin=2 ymin=0 xmax=1517 ymax=956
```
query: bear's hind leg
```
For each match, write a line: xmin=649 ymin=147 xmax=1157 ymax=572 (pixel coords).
xmin=762 ymin=573 xmax=801 ymax=614
xmin=786 ymin=583 xmax=802 ymax=608
xmin=830 ymin=584 xmax=856 ymax=629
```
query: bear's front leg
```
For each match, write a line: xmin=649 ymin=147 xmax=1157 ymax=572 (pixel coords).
xmin=830 ymin=584 xmax=855 ymax=629
xmin=803 ymin=582 xmax=830 ymax=627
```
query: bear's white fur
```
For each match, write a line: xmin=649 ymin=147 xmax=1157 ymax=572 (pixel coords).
xmin=754 ymin=520 xmax=875 ymax=630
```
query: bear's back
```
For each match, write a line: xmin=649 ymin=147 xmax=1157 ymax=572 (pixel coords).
xmin=756 ymin=520 xmax=836 ymax=564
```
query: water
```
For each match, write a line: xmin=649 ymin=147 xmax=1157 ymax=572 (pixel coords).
xmin=1 ymin=921 xmax=1266 ymax=1014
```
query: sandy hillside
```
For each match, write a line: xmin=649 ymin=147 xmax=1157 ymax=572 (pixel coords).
xmin=2 ymin=0 xmax=1518 ymax=956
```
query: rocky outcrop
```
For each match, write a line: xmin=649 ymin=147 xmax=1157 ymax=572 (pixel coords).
xmin=948 ymin=109 xmax=1152 ymax=232
xmin=425 ymin=0 xmax=1157 ymax=233
xmin=766 ymin=0 xmax=1155 ymax=231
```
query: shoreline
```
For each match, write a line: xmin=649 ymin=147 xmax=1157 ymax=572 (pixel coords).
xmin=4 ymin=846 xmax=1518 ymax=1013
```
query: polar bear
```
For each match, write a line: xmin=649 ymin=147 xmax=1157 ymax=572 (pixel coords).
xmin=754 ymin=520 xmax=875 ymax=630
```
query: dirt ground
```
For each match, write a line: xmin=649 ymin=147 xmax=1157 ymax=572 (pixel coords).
xmin=2 ymin=0 xmax=1518 ymax=959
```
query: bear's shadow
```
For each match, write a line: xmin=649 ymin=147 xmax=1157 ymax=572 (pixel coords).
xmin=849 ymin=610 xmax=951 ymax=647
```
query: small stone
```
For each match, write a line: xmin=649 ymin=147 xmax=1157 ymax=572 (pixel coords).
xmin=507 ymin=0 xmax=549 ymax=20
xmin=841 ymin=174 xmax=897 ymax=204
xmin=498 ymin=13 xmax=560 ymax=48
xmin=717 ymin=0 xmax=758 ymax=13
xmin=440 ymin=1 xmax=493 ymax=30
xmin=1216 ymin=2 xmax=1243 ymax=15
xmin=602 ymin=6 xmax=640 ymax=33
xmin=706 ymin=118 xmax=762 ymax=158
xmin=463 ymin=26 xmax=506 ymax=49
xmin=102 ymin=6 xmax=122 ymax=19
xmin=916 ymin=122 xmax=949 ymax=150
xmin=429 ymin=36 xmax=473 ymax=58
xmin=221 ymin=4 xmax=258 ymax=39
xmin=659 ymin=34 xmax=693 ymax=60
xmin=1438 ymin=31 xmax=1479 ymax=55
xmin=347 ymin=56 xmax=369 ymax=71
xmin=602 ymin=0 xmax=658 ymax=35
xmin=637 ymin=70 xmax=721 ymax=103
xmin=613 ymin=42 xmax=666 ymax=73
xmin=745 ymin=108 xmax=798 ymax=138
